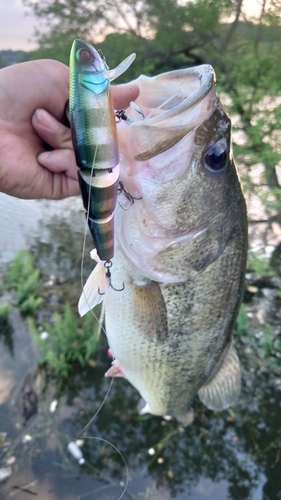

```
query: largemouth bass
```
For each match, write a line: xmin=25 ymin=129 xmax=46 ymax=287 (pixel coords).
xmin=79 ymin=64 xmax=247 ymax=424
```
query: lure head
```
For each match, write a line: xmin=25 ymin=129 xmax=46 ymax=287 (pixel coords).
xmin=69 ymin=39 xmax=109 ymax=95
xmin=69 ymin=38 xmax=118 ymax=171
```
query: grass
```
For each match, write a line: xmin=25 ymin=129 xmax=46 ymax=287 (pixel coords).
xmin=257 ymin=324 xmax=275 ymax=358
xmin=247 ymin=251 xmax=273 ymax=277
xmin=234 ymin=304 xmax=250 ymax=339
xmin=3 ymin=249 xmax=43 ymax=315
xmin=235 ymin=249 xmax=281 ymax=363
xmin=2 ymin=248 xmax=101 ymax=379
xmin=0 ymin=303 xmax=10 ymax=324
xmin=29 ymin=303 xmax=100 ymax=379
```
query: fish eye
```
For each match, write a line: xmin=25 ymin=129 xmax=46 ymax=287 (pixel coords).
xmin=76 ymin=49 xmax=93 ymax=63
xmin=204 ymin=141 xmax=228 ymax=173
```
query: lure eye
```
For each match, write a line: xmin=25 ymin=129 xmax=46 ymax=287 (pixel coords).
xmin=76 ymin=49 xmax=93 ymax=63
xmin=205 ymin=141 xmax=228 ymax=172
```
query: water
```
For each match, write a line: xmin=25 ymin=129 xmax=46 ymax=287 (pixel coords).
xmin=0 ymin=193 xmax=280 ymax=500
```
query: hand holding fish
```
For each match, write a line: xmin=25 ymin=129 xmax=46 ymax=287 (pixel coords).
xmin=0 ymin=59 xmax=139 ymax=200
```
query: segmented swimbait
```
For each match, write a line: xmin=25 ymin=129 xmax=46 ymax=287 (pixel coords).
xmin=69 ymin=39 xmax=135 ymax=262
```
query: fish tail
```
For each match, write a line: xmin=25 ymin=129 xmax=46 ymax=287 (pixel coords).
xmin=198 ymin=342 xmax=241 ymax=410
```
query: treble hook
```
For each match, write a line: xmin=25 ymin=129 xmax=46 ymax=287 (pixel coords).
xmin=118 ymin=181 xmax=142 ymax=210
xmin=115 ymin=109 xmax=133 ymax=124
xmin=97 ymin=49 xmax=109 ymax=69
xmin=98 ymin=260 xmax=124 ymax=295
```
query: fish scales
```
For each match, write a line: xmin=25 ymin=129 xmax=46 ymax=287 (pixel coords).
xmin=104 ymin=250 xmax=171 ymax=414
xmin=79 ymin=63 xmax=248 ymax=423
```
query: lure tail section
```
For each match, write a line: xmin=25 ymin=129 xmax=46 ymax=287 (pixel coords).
xmin=68 ymin=39 xmax=135 ymax=262
xmin=78 ymin=249 xmax=106 ymax=316
xmin=78 ymin=166 xmax=120 ymax=260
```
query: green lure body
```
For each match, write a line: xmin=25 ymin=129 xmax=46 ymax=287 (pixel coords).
xmin=68 ymin=39 xmax=135 ymax=261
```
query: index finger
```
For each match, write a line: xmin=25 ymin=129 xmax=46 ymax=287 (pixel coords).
xmin=111 ymin=84 xmax=139 ymax=110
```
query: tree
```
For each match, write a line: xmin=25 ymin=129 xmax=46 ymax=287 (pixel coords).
xmin=24 ymin=0 xmax=281 ymax=220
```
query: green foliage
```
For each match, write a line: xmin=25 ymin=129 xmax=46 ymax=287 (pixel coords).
xmin=258 ymin=324 xmax=275 ymax=358
xmin=0 ymin=303 xmax=10 ymax=324
xmin=3 ymin=250 xmax=43 ymax=315
xmin=29 ymin=36 xmax=74 ymax=65
xmin=97 ymin=33 xmax=148 ymax=82
xmin=234 ymin=304 xmax=250 ymax=339
xmin=247 ymin=252 xmax=273 ymax=277
xmin=185 ymin=0 xmax=232 ymax=34
xmin=29 ymin=303 xmax=100 ymax=379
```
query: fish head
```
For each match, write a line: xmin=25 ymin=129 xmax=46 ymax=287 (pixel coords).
xmin=117 ymin=66 xmax=245 ymax=282
xmin=69 ymin=39 xmax=109 ymax=95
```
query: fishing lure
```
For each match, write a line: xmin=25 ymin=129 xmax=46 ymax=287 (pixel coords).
xmin=68 ymin=39 xmax=135 ymax=263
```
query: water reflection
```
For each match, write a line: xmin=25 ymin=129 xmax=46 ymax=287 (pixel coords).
xmin=0 ymin=195 xmax=280 ymax=499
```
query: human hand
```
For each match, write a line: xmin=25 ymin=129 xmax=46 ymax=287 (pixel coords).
xmin=0 ymin=60 xmax=139 ymax=200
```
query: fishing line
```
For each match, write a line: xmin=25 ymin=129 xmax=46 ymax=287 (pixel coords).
xmin=79 ymin=436 xmax=129 ymax=500
xmin=78 ymin=376 xmax=115 ymax=437
xmin=97 ymin=298 xmax=106 ymax=338
xmin=78 ymin=84 xmax=129 ymax=500
xmin=80 ymin=90 xmax=109 ymax=338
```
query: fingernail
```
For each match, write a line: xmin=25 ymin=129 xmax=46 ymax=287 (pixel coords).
xmin=38 ymin=151 xmax=50 ymax=161
xmin=34 ymin=108 xmax=44 ymax=122
xmin=34 ymin=108 xmax=51 ymax=126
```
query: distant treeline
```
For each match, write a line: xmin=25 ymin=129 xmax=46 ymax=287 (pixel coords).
xmin=0 ymin=50 xmax=30 ymax=68
xmin=1 ymin=20 xmax=281 ymax=69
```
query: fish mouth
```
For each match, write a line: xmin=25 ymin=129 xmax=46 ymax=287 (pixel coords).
xmin=146 ymin=65 xmax=216 ymax=119
xmin=125 ymin=65 xmax=217 ymax=161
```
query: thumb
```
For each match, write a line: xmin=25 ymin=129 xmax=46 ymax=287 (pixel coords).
xmin=32 ymin=108 xmax=73 ymax=150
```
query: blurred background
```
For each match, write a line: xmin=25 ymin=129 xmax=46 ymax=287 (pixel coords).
xmin=0 ymin=1 xmax=281 ymax=499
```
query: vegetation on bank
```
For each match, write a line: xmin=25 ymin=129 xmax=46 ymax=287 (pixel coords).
xmin=28 ymin=303 xmax=100 ymax=379
xmin=234 ymin=250 xmax=281 ymax=370
xmin=1 ymin=249 xmax=100 ymax=382
xmin=3 ymin=249 xmax=43 ymax=315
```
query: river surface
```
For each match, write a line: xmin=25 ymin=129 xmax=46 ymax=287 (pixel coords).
xmin=0 ymin=192 xmax=280 ymax=500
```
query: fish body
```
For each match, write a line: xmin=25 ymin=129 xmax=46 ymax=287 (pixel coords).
xmin=79 ymin=65 xmax=247 ymax=422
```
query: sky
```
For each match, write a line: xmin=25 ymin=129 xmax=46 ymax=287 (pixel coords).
xmin=0 ymin=0 xmax=263 ymax=52
xmin=0 ymin=0 xmax=38 ymax=51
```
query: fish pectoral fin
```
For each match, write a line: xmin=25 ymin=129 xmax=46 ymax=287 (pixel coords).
xmin=78 ymin=259 xmax=106 ymax=316
xmin=104 ymin=360 xmax=126 ymax=378
xmin=198 ymin=343 xmax=241 ymax=411
xmin=138 ymin=402 xmax=153 ymax=416
xmin=176 ymin=408 xmax=194 ymax=426
xmin=137 ymin=397 xmax=154 ymax=416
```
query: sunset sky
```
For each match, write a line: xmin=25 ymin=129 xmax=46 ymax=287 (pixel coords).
xmin=0 ymin=0 xmax=263 ymax=52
